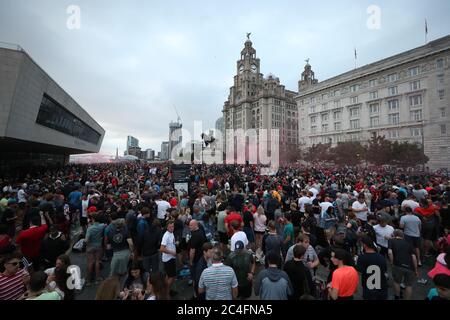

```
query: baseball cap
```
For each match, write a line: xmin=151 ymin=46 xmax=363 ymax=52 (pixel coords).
xmin=234 ymin=240 xmax=245 ymax=251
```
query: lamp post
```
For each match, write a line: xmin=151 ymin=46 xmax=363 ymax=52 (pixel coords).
xmin=417 ymin=120 xmax=425 ymax=172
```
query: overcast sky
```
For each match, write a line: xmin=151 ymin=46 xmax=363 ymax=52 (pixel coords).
xmin=1 ymin=0 xmax=449 ymax=156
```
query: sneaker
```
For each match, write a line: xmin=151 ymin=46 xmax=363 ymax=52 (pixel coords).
xmin=418 ymin=278 xmax=428 ymax=285
xmin=400 ymin=283 xmax=406 ymax=289
xmin=188 ymin=279 xmax=193 ymax=286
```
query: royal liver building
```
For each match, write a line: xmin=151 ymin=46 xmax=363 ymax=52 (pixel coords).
xmin=222 ymin=35 xmax=298 ymax=163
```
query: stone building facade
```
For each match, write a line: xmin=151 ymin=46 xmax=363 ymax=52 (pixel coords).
xmin=296 ymin=35 xmax=450 ymax=170
xmin=222 ymin=37 xmax=298 ymax=163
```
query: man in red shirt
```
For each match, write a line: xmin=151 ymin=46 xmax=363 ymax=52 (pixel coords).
xmin=224 ymin=211 xmax=243 ymax=237
xmin=16 ymin=211 xmax=50 ymax=271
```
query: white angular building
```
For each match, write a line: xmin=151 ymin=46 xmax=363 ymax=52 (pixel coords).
xmin=0 ymin=44 xmax=105 ymax=171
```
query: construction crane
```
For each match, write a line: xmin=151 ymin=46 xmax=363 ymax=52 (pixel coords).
xmin=173 ymin=105 xmax=181 ymax=123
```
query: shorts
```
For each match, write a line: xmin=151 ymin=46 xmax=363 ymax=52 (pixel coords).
xmin=422 ymin=223 xmax=437 ymax=241
xmin=243 ymin=226 xmax=255 ymax=243
xmin=392 ymin=265 xmax=416 ymax=287
xmin=218 ymin=232 xmax=229 ymax=245
xmin=404 ymin=235 xmax=420 ymax=248
xmin=87 ymin=247 xmax=103 ymax=260
xmin=164 ymin=259 xmax=177 ymax=278
xmin=110 ymin=249 xmax=131 ymax=277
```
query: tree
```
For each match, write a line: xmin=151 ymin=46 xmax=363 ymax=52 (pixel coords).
xmin=366 ymin=136 xmax=394 ymax=166
xmin=305 ymin=143 xmax=331 ymax=163
xmin=330 ymin=141 xmax=367 ymax=167
xmin=391 ymin=141 xmax=429 ymax=168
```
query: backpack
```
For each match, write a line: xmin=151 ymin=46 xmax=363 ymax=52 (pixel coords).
xmin=229 ymin=252 xmax=252 ymax=287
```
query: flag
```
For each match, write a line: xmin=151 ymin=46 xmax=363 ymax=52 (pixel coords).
xmin=425 ymin=19 xmax=428 ymax=35
xmin=354 ymin=48 xmax=357 ymax=60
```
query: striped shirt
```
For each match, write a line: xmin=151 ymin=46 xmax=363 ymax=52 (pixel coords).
xmin=198 ymin=263 xmax=238 ymax=300
xmin=0 ymin=269 xmax=29 ymax=300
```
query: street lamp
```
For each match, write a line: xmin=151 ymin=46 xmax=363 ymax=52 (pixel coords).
xmin=417 ymin=120 xmax=425 ymax=172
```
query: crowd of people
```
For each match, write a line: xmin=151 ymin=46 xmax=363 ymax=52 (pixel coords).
xmin=0 ymin=162 xmax=449 ymax=300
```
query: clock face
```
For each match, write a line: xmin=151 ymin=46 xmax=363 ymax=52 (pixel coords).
xmin=251 ymin=64 xmax=257 ymax=73
xmin=239 ymin=65 xmax=244 ymax=74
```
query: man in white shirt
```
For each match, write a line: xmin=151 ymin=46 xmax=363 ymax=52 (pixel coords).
xmin=401 ymin=194 xmax=420 ymax=212
xmin=156 ymin=196 xmax=171 ymax=222
xmin=298 ymin=191 xmax=312 ymax=214
xmin=319 ymin=196 xmax=334 ymax=215
xmin=373 ymin=217 xmax=394 ymax=256
xmin=308 ymin=186 xmax=319 ymax=200
xmin=352 ymin=193 xmax=368 ymax=222
xmin=230 ymin=220 xmax=248 ymax=252
xmin=160 ymin=221 xmax=177 ymax=294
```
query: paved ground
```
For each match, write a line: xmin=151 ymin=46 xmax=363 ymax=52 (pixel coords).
xmin=70 ymin=249 xmax=435 ymax=300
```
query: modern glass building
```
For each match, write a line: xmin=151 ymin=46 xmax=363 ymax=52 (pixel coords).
xmin=0 ymin=43 xmax=105 ymax=173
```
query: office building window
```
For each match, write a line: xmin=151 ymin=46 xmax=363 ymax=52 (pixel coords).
xmin=311 ymin=126 xmax=317 ymax=134
xmin=389 ymin=113 xmax=400 ymax=125
xmin=410 ymin=109 xmax=423 ymax=121
xmin=322 ymin=113 xmax=329 ymax=121
xmin=370 ymin=116 xmax=379 ymax=127
xmin=409 ymin=95 xmax=422 ymax=107
xmin=441 ymin=124 xmax=447 ymax=135
xmin=408 ymin=66 xmax=420 ymax=77
xmin=410 ymin=80 xmax=421 ymax=91
xmin=350 ymin=96 xmax=358 ymax=104
xmin=310 ymin=105 xmax=316 ymax=113
xmin=441 ymin=108 xmax=446 ymax=117
xmin=411 ymin=128 xmax=423 ymax=137
xmin=438 ymin=89 xmax=445 ymax=100
xmin=350 ymin=119 xmax=360 ymax=129
xmin=322 ymin=124 xmax=329 ymax=132
xmin=322 ymin=93 xmax=328 ymax=100
xmin=436 ymin=58 xmax=444 ymax=69
xmin=36 ymin=93 xmax=101 ymax=145
xmin=369 ymin=91 xmax=378 ymax=100
xmin=350 ymin=107 xmax=359 ymax=118
xmin=311 ymin=97 xmax=316 ymax=103
xmin=388 ymin=99 xmax=399 ymax=111
xmin=388 ymin=86 xmax=398 ymax=96
xmin=387 ymin=73 xmax=398 ymax=82
xmin=369 ymin=103 xmax=379 ymax=114
xmin=311 ymin=116 xmax=317 ymax=124
xmin=334 ymin=89 xmax=340 ymax=96
xmin=437 ymin=74 xmax=444 ymax=84
xmin=388 ymin=130 xmax=399 ymax=138
xmin=350 ymin=84 xmax=359 ymax=92
xmin=334 ymin=100 xmax=341 ymax=108
xmin=369 ymin=79 xmax=377 ymax=87
xmin=322 ymin=103 xmax=328 ymax=111
xmin=334 ymin=122 xmax=342 ymax=131
xmin=333 ymin=111 xmax=341 ymax=120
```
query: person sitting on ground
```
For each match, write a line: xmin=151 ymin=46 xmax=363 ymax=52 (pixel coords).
xmin=96 ymin=277 xmax=121 ymax=300
xmin=23 ymin=271 xmax=61 ymax=300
